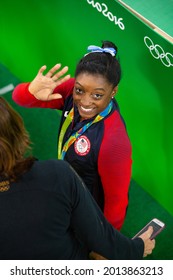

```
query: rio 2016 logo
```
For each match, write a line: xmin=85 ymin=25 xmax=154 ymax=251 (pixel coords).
xmin=86 ymin=0 xmax=125 ymax=30
xmin=144 ymin=36 xmax=173 ymax=67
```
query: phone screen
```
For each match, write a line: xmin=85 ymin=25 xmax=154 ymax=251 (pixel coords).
xmin=133 ymin=219 xmax=165 ymax=240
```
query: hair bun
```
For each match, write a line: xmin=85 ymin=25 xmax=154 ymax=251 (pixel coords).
xmin=101 ymin=40 xmax=118 ymax=56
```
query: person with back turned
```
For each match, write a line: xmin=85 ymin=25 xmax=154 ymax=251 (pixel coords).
xmin=0 ymin=97 xmax=155 ymax=260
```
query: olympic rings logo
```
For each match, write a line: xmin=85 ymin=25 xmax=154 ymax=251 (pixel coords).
xmin=144 ymin=36 xmax=173 ymax=67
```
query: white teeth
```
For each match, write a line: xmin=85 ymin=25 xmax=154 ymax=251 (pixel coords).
xmin=80 ymin=106 xmax=93 ymax=112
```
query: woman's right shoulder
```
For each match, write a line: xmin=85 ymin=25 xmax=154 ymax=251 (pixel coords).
xmin=26 ymin=159 xmax=74 ymax=192
xmin=33 ymin=159 xmax=71 ymax=174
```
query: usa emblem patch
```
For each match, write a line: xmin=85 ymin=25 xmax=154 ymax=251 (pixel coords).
xmin=74 ymin=135 xmax=91 ymax=156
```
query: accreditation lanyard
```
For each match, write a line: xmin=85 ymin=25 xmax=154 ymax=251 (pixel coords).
xmin=58 ymin=100 xmax=113 ymax=160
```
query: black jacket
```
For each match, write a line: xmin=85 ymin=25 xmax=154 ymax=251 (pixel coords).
xmin=0 ymin=159 xmax=143 ymax=259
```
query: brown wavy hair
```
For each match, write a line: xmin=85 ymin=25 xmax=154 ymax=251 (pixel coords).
xmin=0 ymin=97 xmax=35 ymax=181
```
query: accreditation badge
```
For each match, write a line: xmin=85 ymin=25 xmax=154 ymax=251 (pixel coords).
xmin=74 ymin=135 xmax=91 ymax=156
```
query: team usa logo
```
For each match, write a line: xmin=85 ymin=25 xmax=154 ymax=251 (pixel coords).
xmin=74 ymin=135 xmax=91 ymax=156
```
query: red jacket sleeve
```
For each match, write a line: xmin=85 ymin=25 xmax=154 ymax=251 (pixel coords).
xmin=98 ymin=111 xmax=132 ymax=230
xmin=12 ymin=78 xmax=75 ymax=109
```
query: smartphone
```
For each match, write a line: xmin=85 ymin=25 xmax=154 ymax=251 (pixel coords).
xmin=132 ymin=218 xmax=165 ymax=240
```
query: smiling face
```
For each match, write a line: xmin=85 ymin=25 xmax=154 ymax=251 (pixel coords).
xmin=73 ymin=73 xmax=117 ymax=120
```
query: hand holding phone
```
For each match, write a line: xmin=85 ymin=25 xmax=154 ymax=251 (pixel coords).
xmin=132 ymin=218 xmax=165 ymax=240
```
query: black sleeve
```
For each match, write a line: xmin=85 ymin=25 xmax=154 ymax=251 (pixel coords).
xmin=65 ymin=164 xmax=144 ymax=260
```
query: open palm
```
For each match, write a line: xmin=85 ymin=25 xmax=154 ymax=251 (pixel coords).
xmin=28 ymin=64 xmax=70 ymax=101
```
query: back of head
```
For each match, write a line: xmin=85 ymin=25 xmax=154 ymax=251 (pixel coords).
xmin=0 ymin=97 xmax=33 ymax=180
xmin=75 ymin=40 xmax=121 ymax=87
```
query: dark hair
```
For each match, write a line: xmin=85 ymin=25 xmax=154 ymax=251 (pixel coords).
xmin=75 ymin=40 xmax=121 ymax=87
xmin=0 ymin=97 xmax=35 ymax=181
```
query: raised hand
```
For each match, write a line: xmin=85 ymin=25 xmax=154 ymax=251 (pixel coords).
xmin=28 ymin=64 xmax=70 ymax=101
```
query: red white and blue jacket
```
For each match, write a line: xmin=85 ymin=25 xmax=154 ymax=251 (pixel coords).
xmin=12 ymin=78 xmax=132 ymax=230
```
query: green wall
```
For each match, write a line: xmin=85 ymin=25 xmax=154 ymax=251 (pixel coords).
xmin=1 ymin=0 xmax=173 ymax=216
xmin=120 ymin=0 xmax=173 ymax=37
